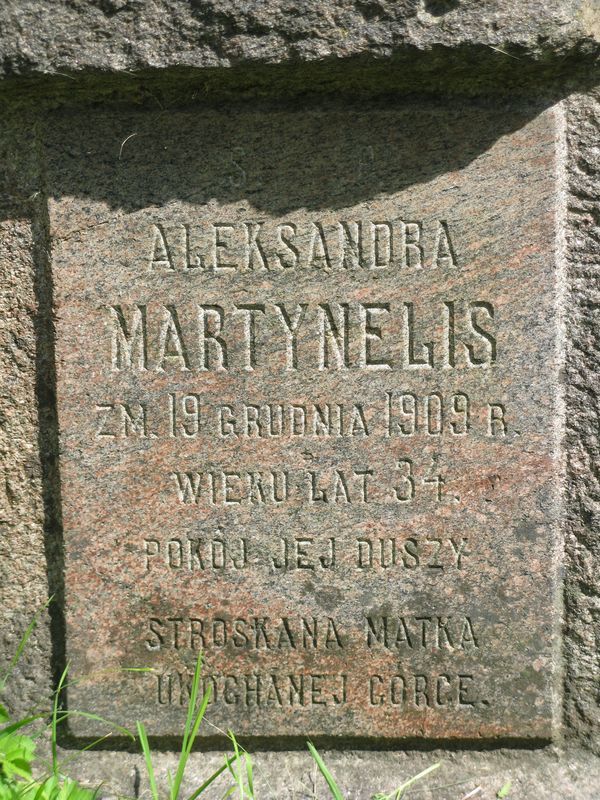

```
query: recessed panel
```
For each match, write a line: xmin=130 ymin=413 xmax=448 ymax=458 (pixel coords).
xmin=48 ymin=104 xmax=560 ymax=740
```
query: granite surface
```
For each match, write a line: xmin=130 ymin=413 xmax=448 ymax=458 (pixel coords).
xmin=44 ymin=101 xmax=561 ymax=742
xmin=0 ymin=1 xmax=599 ymax=796
xmin=0 ymin=0 xmax=598 ymax=78
xmin=565 ymin=89 xmax=600 ymax=755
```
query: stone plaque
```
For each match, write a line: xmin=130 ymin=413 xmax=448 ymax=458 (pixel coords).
xmin=48 ymin=103 xmax=560 ymax=740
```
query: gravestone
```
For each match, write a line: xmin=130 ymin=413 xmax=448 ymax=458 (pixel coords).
xmin=2 ymin=1 xmax=600 ymax=797
xmin=47 ymin=102 xmax=560 ymax=741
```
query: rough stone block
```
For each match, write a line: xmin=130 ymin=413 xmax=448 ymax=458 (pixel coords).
xmin=0 ymin=1 xmax=598 ymax=76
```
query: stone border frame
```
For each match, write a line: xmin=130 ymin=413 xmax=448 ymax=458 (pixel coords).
xmin=0 ymin=68 xmax=599 ymax=794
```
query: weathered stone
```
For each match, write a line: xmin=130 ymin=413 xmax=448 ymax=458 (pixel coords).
xmin=0 ymin=0 xmax=598 ymax=78
xmin=565 ymin=88 xmax=600 ymax=753
xmin=0 ymin=1 xmax=599 ymax=796
xmin=0 ymin=114 xmax=53 ymax=720
xmin=46 ymin=101 xmax=561 ymax=740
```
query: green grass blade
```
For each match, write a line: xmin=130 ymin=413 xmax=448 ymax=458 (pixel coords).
xmin=0 ymin=598 xmax=53 ymax=692
xmin=245 ymin=751 xmax=254 ymax=799
xmin=184 ymin=654 xmax=203 ymax=745
xmin=393 ymin=763 xmax=441 ymax=799
xmin=0 ymin=713 xmax=45 ymax=735
xmin=33 ymin=777 xmax=53 ymax=800
xmin=47 ymin=667 xmax=152 ymax=696
xmin=51 ymin=663 xmax=70 ymax=779
xmin=228 ymin=731 xmax=244 ymax=798
xmin=307 ymin=742 xmax=344 ymax=800
xmin=228 ymin=730 xmax=254 ymax=799
xmin=497 ymin=781 xmax=512 ymax=799
xmin=185 ymin=756 xmax=237 ymax=800
xmin=37 ymin=736 xmax=110 ymax=775
xmin=122 ymin=668 xmax=155 ymax=673
xmin=171 ymin=654 xmax=205 ymax=800
xmin=183 ymin=684 xmax=212 ymax=763
xmin=54 ymin=710 xmax=133 ymax=740
xmin=137 ymin=721 xmax=159 ymax=800
xmin=54 ymin=733 xmax=113 ymax=770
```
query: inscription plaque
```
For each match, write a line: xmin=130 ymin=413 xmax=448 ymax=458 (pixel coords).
xmin=48 ymin=104 xmax=561 ymax=740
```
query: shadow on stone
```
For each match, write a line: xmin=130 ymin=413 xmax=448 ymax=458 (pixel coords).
xmin=44 ymin=97 xmax=553 ymax=218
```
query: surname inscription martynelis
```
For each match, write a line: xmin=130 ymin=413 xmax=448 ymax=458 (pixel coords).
xmin=48 ymin=105 xmax=560 ymax=739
